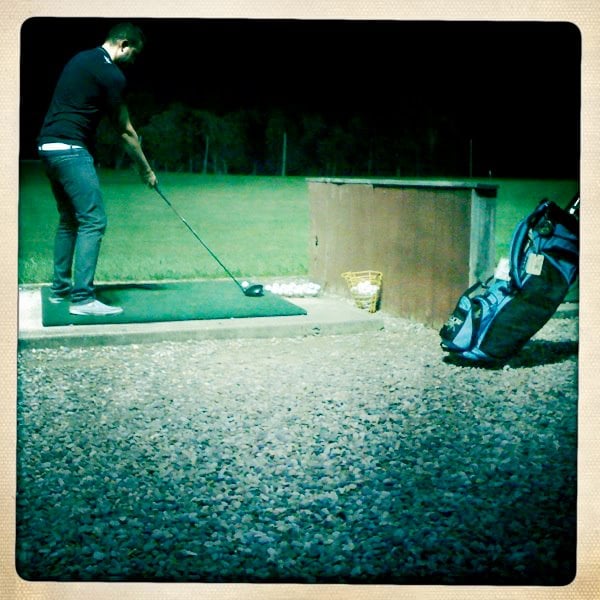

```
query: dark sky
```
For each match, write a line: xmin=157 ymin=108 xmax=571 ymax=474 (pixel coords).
xmin=19 ymin=18 xmax=581 ymax=176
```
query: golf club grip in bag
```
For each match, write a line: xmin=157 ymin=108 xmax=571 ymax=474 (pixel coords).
xmin=439 ymin=194 xmax=579 ymax=363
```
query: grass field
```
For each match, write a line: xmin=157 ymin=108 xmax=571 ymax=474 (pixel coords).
xmin=19 ymin=164 xmax=310 ymax=284
xmin=18 ymin=161 xmax=578 ymax=285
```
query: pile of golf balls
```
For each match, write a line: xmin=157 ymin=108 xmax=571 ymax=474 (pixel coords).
xmin=264 ymin=281 xmax=321 ymax=297
xmin=351 ymin=281 xmax=380 ymax=296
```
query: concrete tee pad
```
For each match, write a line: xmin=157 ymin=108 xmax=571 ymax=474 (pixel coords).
xmin=18 ymin=286 xmax=385 ymax=349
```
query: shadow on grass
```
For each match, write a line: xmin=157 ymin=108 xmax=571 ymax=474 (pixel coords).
xmin=443 ymin=340 xmax=578 ymax=370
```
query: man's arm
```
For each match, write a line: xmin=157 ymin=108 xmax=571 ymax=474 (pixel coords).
xmin=111 ymin=103 xmax=157 ymax=187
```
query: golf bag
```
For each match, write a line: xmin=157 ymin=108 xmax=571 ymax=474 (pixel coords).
xmin=439 ymin=194 xmax=579 ymax=363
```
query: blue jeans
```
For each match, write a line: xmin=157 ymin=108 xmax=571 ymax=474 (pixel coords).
xmin=39 ymin=148 xmax=107 ymax=304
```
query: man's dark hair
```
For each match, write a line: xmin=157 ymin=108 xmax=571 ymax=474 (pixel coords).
xmin=105 ymin=22 xmax=145 ymax=49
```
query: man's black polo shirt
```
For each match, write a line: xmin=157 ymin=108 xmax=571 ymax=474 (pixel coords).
xmin=38 ymin=47 xmax=126 ymax=150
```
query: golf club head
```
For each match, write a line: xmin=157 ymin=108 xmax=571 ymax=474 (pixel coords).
xmin=243 ymin=284 xmax=264 ymax=297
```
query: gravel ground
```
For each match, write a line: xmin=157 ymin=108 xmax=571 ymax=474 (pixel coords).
xmin=16 ymin=311 xmax=578 ymax=585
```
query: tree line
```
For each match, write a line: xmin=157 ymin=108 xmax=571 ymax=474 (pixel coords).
xmin=95 ymin=93 xmax=474 ymax=178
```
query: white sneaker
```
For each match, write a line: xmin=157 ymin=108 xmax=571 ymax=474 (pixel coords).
xmin=69 ymin=299 xmax=123 ymax=316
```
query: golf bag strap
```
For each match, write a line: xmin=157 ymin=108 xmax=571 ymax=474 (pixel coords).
xmin=465 ymin=279 xmax=485 ymax=296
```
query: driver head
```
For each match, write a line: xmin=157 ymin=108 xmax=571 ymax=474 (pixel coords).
xmin=244 ymin=285 xmax=264 ymax=297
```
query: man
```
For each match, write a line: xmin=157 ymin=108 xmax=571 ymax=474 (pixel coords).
xmin=38 ymin=22 xmax=157 ymax=316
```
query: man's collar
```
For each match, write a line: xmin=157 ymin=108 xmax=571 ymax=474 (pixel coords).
xmin=99 ymin=46 xmax=113 ymax=64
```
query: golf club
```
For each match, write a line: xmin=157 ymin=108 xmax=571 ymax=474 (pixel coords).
xmin=154 ymin=185 xmax=264 ymax=297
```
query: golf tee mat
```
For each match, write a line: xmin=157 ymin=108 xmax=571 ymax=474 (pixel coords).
xmin=41 ymin=281 xmax=307 ymax=327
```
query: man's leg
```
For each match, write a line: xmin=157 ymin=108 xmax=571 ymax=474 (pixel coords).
xmin=69 ymin=169 xmax=107 ymax=306
xmin=41 ymin=149 xmax=121 ymax=314
xmin=46 ymin=150 xmax=107 ymax=305
xmin=47 ymin=178 xmax=77 ymax=299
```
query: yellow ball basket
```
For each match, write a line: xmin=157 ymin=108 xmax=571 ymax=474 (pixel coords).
xmin=341 ymin=270 xmax=383 ymax=313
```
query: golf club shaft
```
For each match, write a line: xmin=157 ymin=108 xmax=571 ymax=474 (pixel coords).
xmin=154 ymin=185 xmax=244 ymax=291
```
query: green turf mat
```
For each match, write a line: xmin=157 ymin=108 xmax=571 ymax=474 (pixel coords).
xmin=41 ymin=281 xmax=307 ymax=327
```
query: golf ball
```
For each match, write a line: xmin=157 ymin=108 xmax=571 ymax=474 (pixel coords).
xmin=241 ymin=281 xmax=249 ymax=288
